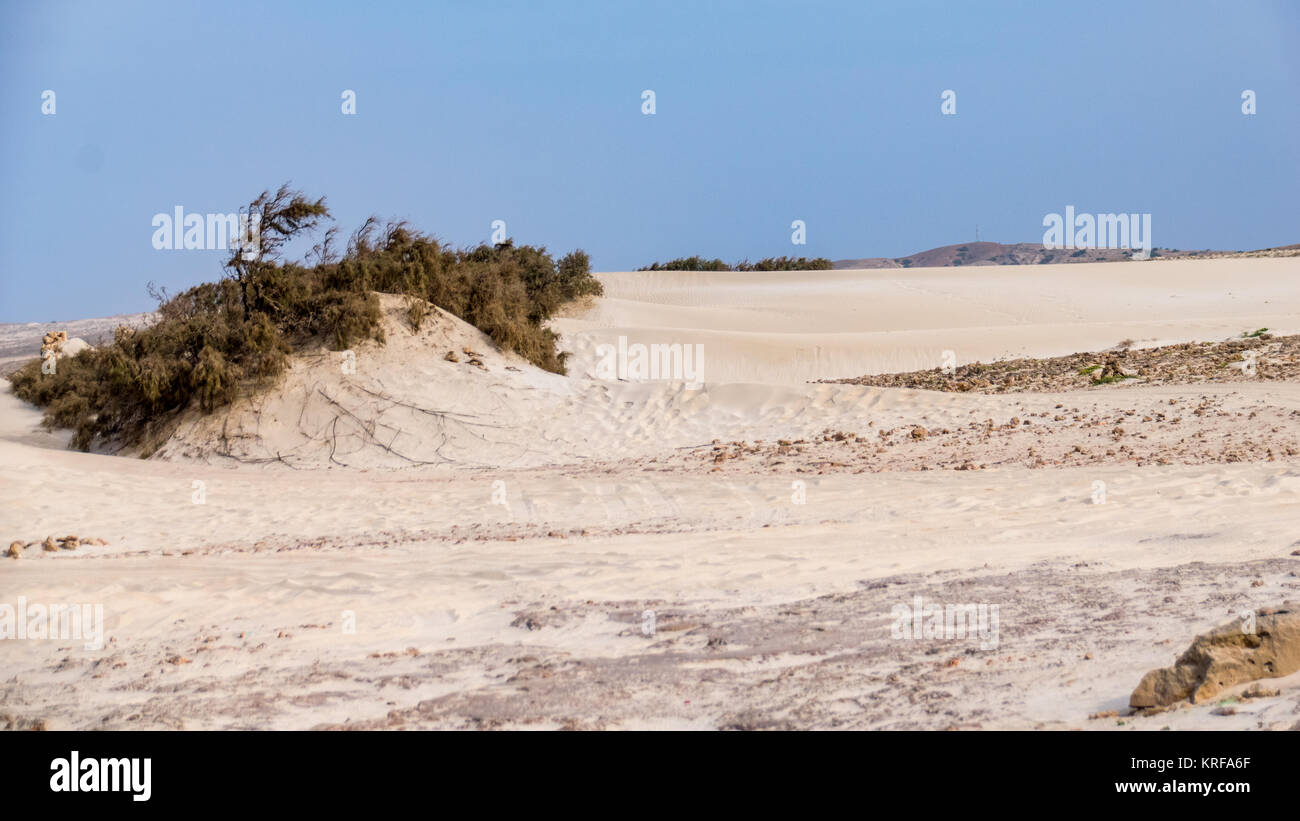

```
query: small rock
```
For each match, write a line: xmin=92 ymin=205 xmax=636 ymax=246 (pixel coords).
xmin=1241 ymin=683 xmax=1280 ymax=699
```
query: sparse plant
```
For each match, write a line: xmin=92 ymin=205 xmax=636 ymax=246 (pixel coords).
xmin=406 ymin=297 xmax=429 ymax=333
xmin=1091 ymin=373 xmax=1136 ymax=385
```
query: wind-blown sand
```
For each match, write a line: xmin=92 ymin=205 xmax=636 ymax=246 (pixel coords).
xmin=2 ymin=257 xmax=1299 ymax=730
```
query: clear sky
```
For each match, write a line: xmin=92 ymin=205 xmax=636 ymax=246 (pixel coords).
xmin=1 ymin=0 xmax=1297 ymax=321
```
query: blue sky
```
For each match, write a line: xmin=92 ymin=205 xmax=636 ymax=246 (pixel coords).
xmin=1 ymin=0 xmax=1297 ymax=321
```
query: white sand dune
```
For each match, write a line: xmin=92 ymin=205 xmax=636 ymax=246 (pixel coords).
xmin=2 ymin=258 xmax=1299 ymax=730
xmin=553 ymin=258 xmax=1300 ymax=383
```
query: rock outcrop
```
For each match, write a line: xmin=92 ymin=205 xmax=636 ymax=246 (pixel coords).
xmin=1130 ymin=606 xmax=1300 ymax=708
xmin=38 ymin=330 xmax=92 ymax=363
xmin=40 ymin=330 xmax=68 ymax=358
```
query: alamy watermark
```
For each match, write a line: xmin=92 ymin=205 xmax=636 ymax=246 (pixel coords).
xmin=595 ymin=335 xmax=704 ymax=388
xmin=891 ymin=595 xmax=999 ymax=650
xmin=151 ymin=207 xmax=261 ymax=259
xmin=50 ymin=751 xmax=150 ymax=801
xmin=1042 ymin=205 xmax=1151 ymax=259
xmin=941 ymin=89 xmax=956 ymax=115
xmin=791 ymin=219 xmax=806 ymax=245
xmin=1241 ymin=350 xmax=1258 ymax=377
xmin=1 ymin=596 xmax=104 ymax=650
xmin=1091 ymin=479 xmax=1107 ymax=505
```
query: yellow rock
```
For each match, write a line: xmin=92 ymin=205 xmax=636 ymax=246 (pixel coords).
xmin=1131 ymin=607 xmax=1300 ymax=708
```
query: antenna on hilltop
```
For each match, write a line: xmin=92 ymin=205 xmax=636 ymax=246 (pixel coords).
xmin=975 ymin=224 xmax=979 ymax=242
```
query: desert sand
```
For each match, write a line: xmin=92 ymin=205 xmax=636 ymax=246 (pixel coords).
xmin=2 ymin=256 xmax=1299 ymax=730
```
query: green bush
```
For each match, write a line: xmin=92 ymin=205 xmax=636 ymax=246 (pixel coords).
xmin=638 ymin=256 xmax=730 ymax=272
xmin=638 ymin=255 xmax=832 ymax=272
xmin=735 ymin=256 xmax=834 ymax=271
xmin=12 ymin=185 xmax=602 ymax=451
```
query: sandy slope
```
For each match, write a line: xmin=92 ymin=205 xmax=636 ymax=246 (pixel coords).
xmin=2 ymin=259 xmax=1300 ymax=730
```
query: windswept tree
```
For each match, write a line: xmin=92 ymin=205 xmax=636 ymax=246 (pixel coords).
xmin=224 ymin=184 xmax=330 ymax=318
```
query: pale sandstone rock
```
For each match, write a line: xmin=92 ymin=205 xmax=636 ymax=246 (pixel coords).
xmin=1130 ymin=607 xmax=1300 ymax=708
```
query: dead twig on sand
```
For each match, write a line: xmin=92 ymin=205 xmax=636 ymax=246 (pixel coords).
xmin=315 ymin=387 xmax=449 ymax=466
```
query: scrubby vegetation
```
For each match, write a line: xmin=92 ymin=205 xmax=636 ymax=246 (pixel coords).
xmin=637 ymin=256 xmax=731 ymax=272
xmin=735 ymin=256 xmax=835 ymax=272
xmin=638 ymin=256 xmax=833 ymax=272
xmin=826 ymin=335 xmax=1300 ymax=394
xmin=11 ymin=184 xmax=602 ymax=452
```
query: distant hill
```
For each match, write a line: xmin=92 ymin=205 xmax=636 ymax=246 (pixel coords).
xmin=833 ymin=241 xmax=1300 ymax=270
